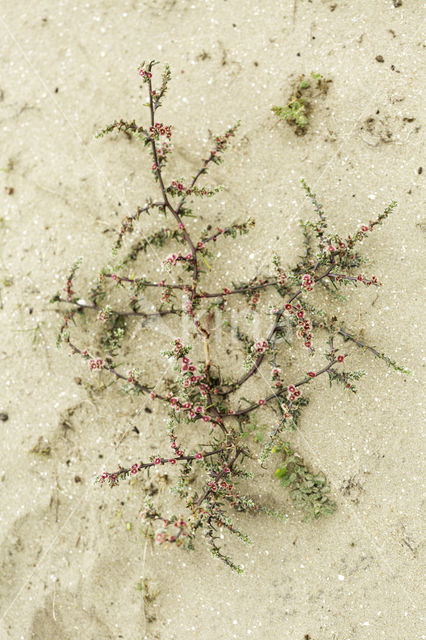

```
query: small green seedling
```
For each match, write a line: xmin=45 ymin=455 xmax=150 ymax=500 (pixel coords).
xmin=273 ymin=442 xmax=335 ymax=521
xmin=272 ymin=72 xmax=330 ymax=134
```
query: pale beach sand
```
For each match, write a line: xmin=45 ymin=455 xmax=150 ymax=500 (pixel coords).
xmin=0 ymin=1 xmax=424 ymax=639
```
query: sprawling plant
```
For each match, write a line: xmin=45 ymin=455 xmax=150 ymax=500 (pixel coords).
xmin=52 ymin=61 xmax=407 ymax=573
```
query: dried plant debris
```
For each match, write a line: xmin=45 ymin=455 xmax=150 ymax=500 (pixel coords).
xmin=359 ymin=111 xmax=419 ymax=147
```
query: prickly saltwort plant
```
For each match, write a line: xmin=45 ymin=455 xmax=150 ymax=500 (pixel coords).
xmin=52 ymin=61 xmax=408 ymax=573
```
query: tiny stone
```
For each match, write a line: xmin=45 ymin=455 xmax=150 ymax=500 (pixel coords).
xmin=0 ymin=412 xmax=8 ymax=421
xmin=74 ymin=377 xmax=82 ymax=385
xmin=375 ymin=55 xmax=384 ymax=63
xmin=418 ymin=167 xmax=423 ymax=175
xmin=74 ymin=475 xmax=82 ymax=483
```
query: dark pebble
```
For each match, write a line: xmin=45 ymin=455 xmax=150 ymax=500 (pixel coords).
xmin=375 ymin=55 xmax=384 ymax=63
xmin=0 ymin=412 xmax=8 ymax=421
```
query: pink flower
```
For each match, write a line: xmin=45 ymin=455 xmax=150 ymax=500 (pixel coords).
xmin=307 ymin=371 xmax=316 ymax=378
xmin=195 ymin=453 xmax=203 ymax=460
xmin=257 ymin=398 xmax=266 ymax=406
xmin=281 ymin=403 xmax=291 ymax=418
xmin=89 ymin=358 xmax=103 ymax=370
xmin=154 ymin=457 xmax=161 ymax=465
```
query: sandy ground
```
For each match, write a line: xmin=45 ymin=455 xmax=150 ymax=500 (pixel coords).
xmin=0 ymin=1 xmax=425 ymax=639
